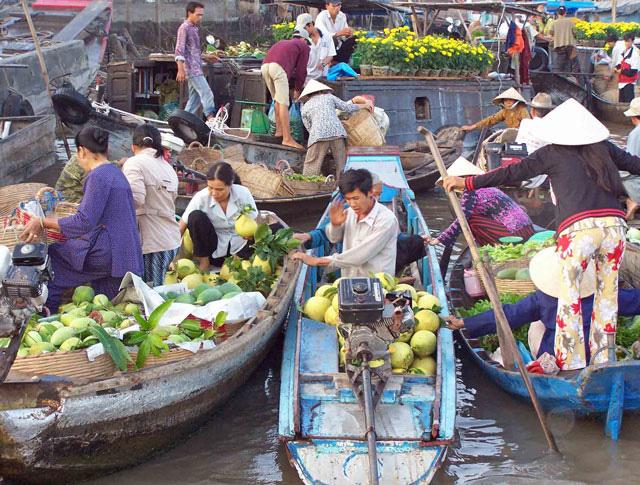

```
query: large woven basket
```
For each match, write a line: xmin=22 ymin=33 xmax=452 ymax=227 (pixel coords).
xmin=490 ymin=258 xmax=535 ymax=295
xmin=277 ymin=160 xmax=336 ymax=196
xmin=341 ymin=110 xmax=385 ymax=147
xmin=9 ymin=350 xmax=116 ymax=380
xmin=177 ymin=142 xmax=245 ymax=172
xmin=129 ymin=347 xmax=210 ymax=369
xmin=227 ymin=161 xmax=294 ymax=198
xmin=14 ymin=187 xmax=79 ymax=244
xmin=0 ymin=183 xmax=47 ymax=217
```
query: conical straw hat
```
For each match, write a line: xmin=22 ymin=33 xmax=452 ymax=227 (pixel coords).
xmin=537 ymin=98 xmax=609 ymax=145
xmin=529 ymin=246 xmax=596 ymax=298
xmin=436 ymin=156 xmax=484 ymax=185
xmin=493 ymin=87 xmax=527 ymax=105
xmin=298 ymin=80 xmax=332 ymax=101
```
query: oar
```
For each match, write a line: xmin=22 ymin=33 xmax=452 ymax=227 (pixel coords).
xmin=418 ymin=126 xmax=560 ymax=454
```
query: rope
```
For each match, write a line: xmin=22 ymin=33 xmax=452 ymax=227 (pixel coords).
xmin=206 ymin=105 xmax=250 ymax=146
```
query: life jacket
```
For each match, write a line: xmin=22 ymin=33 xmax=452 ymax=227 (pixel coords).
xmin=619 ymin=47 xmax=639 ymax=84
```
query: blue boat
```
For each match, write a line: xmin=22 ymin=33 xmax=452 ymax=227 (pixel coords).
xmin=278 ymin=149 xmax=456 ymax=484
xmin=449 ymin=250 xmax=640 ymax=440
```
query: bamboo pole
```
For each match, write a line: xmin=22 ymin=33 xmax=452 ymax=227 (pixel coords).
xmin=19 ymin=0 xmax=72 ymax=160
xmin=418 ymin=126 xmax=560 ymax=454
xmin=612 ymin=0 xmax=617 ymax=23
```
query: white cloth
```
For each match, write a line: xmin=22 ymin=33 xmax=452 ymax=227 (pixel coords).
xmin=617 ymin=46 xmax=640 ymax=89
xmin=315 ymin=10 xmax=348 ymax=38
xmin=181 ymin=184 xmax=257 ymax=259
xmin=623 ymin=124 xmax=640 ymax=201
xmin=516 ymin=118 xmax=550 ymax=189
xmin=610 ymin=40 xmax=626 ymax=69
xmin=325 ymin=201 xmax=399 ymax=277
xmin=122 ymin=148 xmax=181 ymax=254
xmin=307 ymin=34 xmax=337 ymax=80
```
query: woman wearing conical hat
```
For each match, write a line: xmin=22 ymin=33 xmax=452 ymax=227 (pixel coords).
xmin=444 ymin=98 xmax=640 ymax=371
xmin=460 ymin=87 xmax=530 ymax=132
xmin=427 ymin=157 xmax=534 ymax=252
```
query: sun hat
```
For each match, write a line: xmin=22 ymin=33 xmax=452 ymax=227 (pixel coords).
xmin=624 ymin=97 xmax=640 ymax=117
xmin=529 ymin=92 xmax=554 ymax=110
xmin=536 ymin=98 xmax=610 ymax=145
xmin=298 ymin=79 xmax=333 ymax=101
xmin=529 ymin=247 xmax=596 ymax=298
xmin=295 ymin=13 xmax=314 ymax=32
xmin=292 ymin=28 xmax=310 ymax=41
xmin=493 ymin=87 xmax=527 ymax=105
xmin=436 ymin=156 xmax=484 ymax=185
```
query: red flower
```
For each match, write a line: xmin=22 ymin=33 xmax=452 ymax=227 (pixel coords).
xmin=604 ymin=323 xmax=616 ymax=333
xmin=556 ymin=315 xmax=566 ymax=329
xmin=607 ymin=240 xmax=625 ymax=271
xmin=571 ymin=301 xmax=581 ymax=315
xmin=555 ymin=351 xmax=565 ymax=370
xmin=556 ymin=234 xmax=573 ymax=257
xmin=581 ymin=259 xmax=588 ymax=270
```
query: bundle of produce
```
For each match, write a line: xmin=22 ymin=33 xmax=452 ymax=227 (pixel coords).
xmin=223 ymin=41 xmax=266 ymax=58
xmin=480 ymin=239 xmax=553 ymax=264
xmin=302 ymin=273 xmax=441 ymax=376
xmin=282 ymin=173 xmax=336 ymax=196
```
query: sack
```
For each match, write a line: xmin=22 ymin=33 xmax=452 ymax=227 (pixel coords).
xmin=327 ymin=62 xmax=359 ymax=81
xmin=341 ymin=110 xmax=385 ymax=147
xmin=289 ymin=102 xmax=305 ymax=144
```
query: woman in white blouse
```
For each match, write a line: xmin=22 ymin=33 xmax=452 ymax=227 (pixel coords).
xmin=179 ymin=162 xmax=258 ymax=271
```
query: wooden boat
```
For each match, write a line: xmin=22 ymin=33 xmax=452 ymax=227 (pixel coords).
xmin=448 ymin=249 xmax=640 ymax=440
xmin=0 ymin=115 xmax=57 ymax=185
xmin=621 ymin=240 xmax=640 ymax=289
xmin=591 ymin=92 xmax=628 ymax=125
xmin=0 ymin=211 xmax=301 ymax=483
xmin=279 ymin=151 xmax=456 ymax=483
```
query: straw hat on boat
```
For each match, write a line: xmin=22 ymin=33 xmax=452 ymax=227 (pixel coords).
xmin=436 ymin=156 xmax=484 ymax=185
xmin=492 ymin=87 xmax=527 ymax=106
xmin=298 ymin=80 xmax=333 ymax=102
xmin=537 ymin=98 xmax=610 ymax=146
xmin=529 ymin=247 xmax=596 ymax=298
xmin=529 ymin=92 xmax=554 ymax=110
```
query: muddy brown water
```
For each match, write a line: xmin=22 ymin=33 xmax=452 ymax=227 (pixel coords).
xmin=37 ymin=132 xmax=640 ymax=484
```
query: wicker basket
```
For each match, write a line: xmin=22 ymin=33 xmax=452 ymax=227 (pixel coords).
xmin=128 ymin=347 xmax=207 ymax=369
xmin=495 ymin=278 xmax=536 ymax=295
xmin=276 ymin=160 xmax=336 ymax=195
xmin=341 ymin=110 xmax=385 ymax=147
xmin=0 ymin=183 xmax=47 ymax=217
xmin=14 ymin=187 xmax=79 ymax=244
xmin=10 ymin=350 xmax=116 ymax=380
xmin=226 ymin=161 xmax=294 ymax=198
xmin=177 ymin=142 xmax=245 ymax=172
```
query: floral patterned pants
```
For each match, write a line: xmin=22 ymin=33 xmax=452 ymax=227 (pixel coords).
xmin=555 ymin=218 xmax=626 ymax=370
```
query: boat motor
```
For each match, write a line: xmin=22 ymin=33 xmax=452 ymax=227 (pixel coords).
xmin=337 ymin=278 xmax=416 ymax=484
xmin=0 ymin=243 xmax=52 ymax=382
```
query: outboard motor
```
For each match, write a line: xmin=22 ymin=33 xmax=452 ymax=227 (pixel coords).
xmin=338 ymin=278 xmax=417 ymax=484
xmin=0 ymin=243 xmax=52 ymax=382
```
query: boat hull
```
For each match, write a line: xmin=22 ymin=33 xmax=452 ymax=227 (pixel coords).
xmin=0 ymin=115 xmax=57 ymax=185
xmin=285 ymin=440 xmax=447 ymax=485
xmin=0 ymin=261 xmax=300 ymax=483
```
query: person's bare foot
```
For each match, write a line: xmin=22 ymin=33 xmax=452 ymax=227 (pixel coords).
xmin=626 ymin=198 xmax=639 ymax=221
xmin=198 ymin=256 xmax=210 ymax=272
xmin=283 ymin=139 xmax=305 ymax=150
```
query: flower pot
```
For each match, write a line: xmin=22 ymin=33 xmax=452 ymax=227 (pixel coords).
xmin=390 ymin=67 xmax=401 ymax=77
xmin=417 ymin=69 xmax=431 ymax=77
xmin=359 ymin=64 xmax=373 ymax=76
xmin=371 ymin=65 xmax=390 ymax=76
xmin=431 ymin=69 xmax=442 ymax=77
xmin=406 ymin=68 xmax=418 ymax=76
xmin=441 ymin=68 xmax=452 ymax=78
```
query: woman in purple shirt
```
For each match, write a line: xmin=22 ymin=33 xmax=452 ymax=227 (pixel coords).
xmin=21 ymin=127 xmax=143 ymax=311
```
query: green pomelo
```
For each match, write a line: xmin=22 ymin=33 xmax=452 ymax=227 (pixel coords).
xmin=389 ymin=341 xmax=414 ymax=370
xmin=412 ymin=356 xmax=437 ymax=376
xmin=177 ymin=258 xmax=197 ymax=278
xmin=181 ymin=273 xmax=203 ymax=290
xmin=72 ymin=286 xmax=95 ymax=305
xmin=417 ymin=293 xmax=440 ymax=311
xmin=410 ymin=330 xmax=437 ymax=357
xmin=304 ymin=296 xmax=332 ymax=321
xmin=415 ymin=310 xmax=440 ymax=333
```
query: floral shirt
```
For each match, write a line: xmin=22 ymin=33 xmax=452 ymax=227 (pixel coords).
xmin=175 ymin=20 xmax=203 ymax=78
xmin=301 ymin=93 xmax=359 ymax=147
xmin=438 ymin=187 xmax=533 ymax=247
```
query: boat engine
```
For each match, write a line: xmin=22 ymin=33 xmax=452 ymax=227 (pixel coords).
xmin=0 ymin=243 xmax=52 ymax=382
xmin=486 ymin=142 xmax=528 ymax=170
xmin=338 ymin=277 xmax=416 ymax=485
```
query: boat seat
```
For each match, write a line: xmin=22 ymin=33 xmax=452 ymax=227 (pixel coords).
xmin=299 ymin=318 xmax=339 ymax=374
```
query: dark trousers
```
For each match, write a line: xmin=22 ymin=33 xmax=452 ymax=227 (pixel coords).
xmin=186 ymin=210 xmax=253 ymax=267
xmin=333 ymin=36 xmax=356 ymax=64
xmin=620 ymin=83 xmax=636 ymax=103
xmin=553 ymin=46 xmax=580 ymax=75
xmin=395 ymin=234 xmax=427 ymax=273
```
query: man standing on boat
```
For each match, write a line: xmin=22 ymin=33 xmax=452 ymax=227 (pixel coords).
xmin=614 ymin=33 xmax=640 ymax=103
xmin=175 ymin=2 xmax=218 ymax=122
xmin=291 ymin=169 xmax=398 ymax=277
xmin=549 ymin=6 xmax=579 ymax=76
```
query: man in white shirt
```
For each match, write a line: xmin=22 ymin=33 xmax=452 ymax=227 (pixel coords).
xmin=314 ymin=0 xmax=355 ymax=64
xmin=307 ymin=28 xmax=337 ymax=80
xmin=292 ymin=169 xmax=399 ymax=277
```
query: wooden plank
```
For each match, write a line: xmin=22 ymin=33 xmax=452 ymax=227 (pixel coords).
xmin=52 ymin=0 xmax=110 ymax=42
xmin=299 ymin=318 xmax=339 ymax=374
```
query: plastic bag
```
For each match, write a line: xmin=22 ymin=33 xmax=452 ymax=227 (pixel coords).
xmin=267 ymin=100 xmax=277 ymax=136
xmin=327 ymin=62 xmax=359 ymax=81
xmin=289 ymin=102 xmax=305 ymax=144
xmin=373 ymin=107 xmax=389 ymax=137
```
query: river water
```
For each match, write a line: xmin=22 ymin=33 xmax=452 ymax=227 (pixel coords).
xmin=43 ymin=133 xmax=640 ymax=484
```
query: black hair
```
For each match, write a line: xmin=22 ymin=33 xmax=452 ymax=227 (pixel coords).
xmin=535 ymin=107 xmax=551 ymax=117
xmin=624 ymin=32 xmax=635 ymax=42
xmin=206 ymin=161 xmax=241 ymax=185
xmin=339 ymin=169 xmax=373 ymax=195
xmin=557 ymin=6 xmax=566 ymax=15
xmin=186 ymin=1 xmax=204 ymax=16
xmin=132 ymin=123 xmax=163 ymax=158
xmin=75 ymin=126 xmax=108 ymax=155
xmin=606 ymin=33 xmax=619 ymax=43
xmin=578 ymin=143 xmax=627 ymax=196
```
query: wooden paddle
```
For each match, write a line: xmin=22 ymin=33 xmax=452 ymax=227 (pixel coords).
xmin=418 ymin=126 xmax=560 ymax=453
